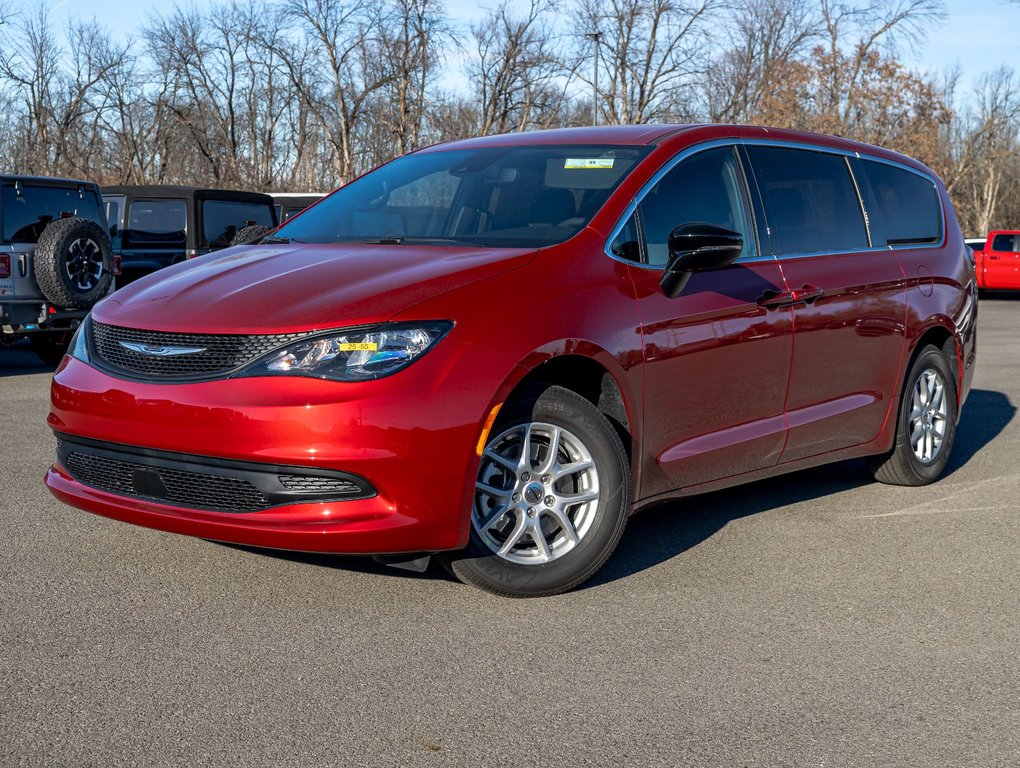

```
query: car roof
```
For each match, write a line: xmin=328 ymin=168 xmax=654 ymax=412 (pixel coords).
xmin=101 ymin=185 xmax=274 ymax=204
xmin=0 ymin=174 xmax=100 ymax=189
xmin=414 ymin=123 xmax=939 ymax=178
xmin=420 ymin=124 xmax=700 ymax=151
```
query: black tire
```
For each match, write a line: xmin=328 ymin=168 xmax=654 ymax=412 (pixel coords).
xmin=29 ymin=330 xmax=72 ymax=367
xmin=442 ymin=385 xmax=630 ymax=597
xmin=230 ymin=225 xmax=274 ymax=246
xmin=869 ymin=344 xmax=958 ymax=486
xmin=34 ymin=217 xmax=114 ymax=309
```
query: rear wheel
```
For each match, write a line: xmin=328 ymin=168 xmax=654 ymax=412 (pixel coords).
xmin=869 ymin=344 xmax=957 ymax=486
xmin=443 ymin=386 xmax=629 ymax=597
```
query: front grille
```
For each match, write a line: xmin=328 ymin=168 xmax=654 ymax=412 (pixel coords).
xmin=64 ymin=450 xmax=270 ymax=512
xmin=91 ymin=321 xmax=308 ymax=379
xmin=55 ymin=436 xmax=377 ymax=512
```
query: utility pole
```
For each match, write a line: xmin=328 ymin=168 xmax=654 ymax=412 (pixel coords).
xmin=586 ymin=31 xmax=601 ymax=126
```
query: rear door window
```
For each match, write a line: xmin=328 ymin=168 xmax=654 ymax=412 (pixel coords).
xmin=860 ymin=160 xmax=941 ymax=245
xmin=125 ymin=199 xmax=187 ymax=248
xmin=746 ymin=146 xmax=869 ymax=255
xmin=991 ymin=233 xmax=1020 ymax=252
xmin=202 ymin=200 xmax=274 ymax=248
xmin=1 ymin=184 xmax=104 ymax=243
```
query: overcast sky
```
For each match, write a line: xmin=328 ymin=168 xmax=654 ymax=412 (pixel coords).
xmin=41 ymin=0 xmax=1020 ymax=98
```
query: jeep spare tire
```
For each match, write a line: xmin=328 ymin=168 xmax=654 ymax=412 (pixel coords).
xmin=230 ymin=224 xmax=274 ymax=246
xmin=35 ymin=217 xmax=114 ymax=309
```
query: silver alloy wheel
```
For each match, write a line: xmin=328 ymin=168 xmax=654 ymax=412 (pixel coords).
xmin=909 ymin=367 xmax=948 ymax=464
xmin=473 ymin=422 xmax=600 ymax=565
xmin=64 ymin=237 xmax=104 ymax=291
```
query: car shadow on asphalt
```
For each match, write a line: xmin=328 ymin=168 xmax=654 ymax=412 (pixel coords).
xmin=585 ymin=386 xmax=1014 ymax=589
xmin=0 ymin=345 xmax=52 ymax=376
xmin=206 ymin=386 xmax=1020 ymax=591
xmin=944 ymin=388 xmax=1015 ymax=475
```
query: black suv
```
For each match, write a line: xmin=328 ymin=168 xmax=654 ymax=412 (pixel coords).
xmin=0 ymin=175 xmax=115 ymax=365
xmin=101 ymin=186 xmax=278 ymax=282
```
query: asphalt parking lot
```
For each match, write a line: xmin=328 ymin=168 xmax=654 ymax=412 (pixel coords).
xmin=1 ymin=301 xmax=1017 ymax=768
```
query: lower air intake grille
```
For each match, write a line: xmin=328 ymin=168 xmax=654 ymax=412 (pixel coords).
xmin=64 ymin=450 xmax=270 ymax=512
xmin=55 ymin=437 xmax=377 ymax=512
xmin=91 ymin=321 xmax=308 ymax=379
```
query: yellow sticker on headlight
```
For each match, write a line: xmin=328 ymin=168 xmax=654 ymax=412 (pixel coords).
xmin=338 ymin=342 xmax=378 ymax=352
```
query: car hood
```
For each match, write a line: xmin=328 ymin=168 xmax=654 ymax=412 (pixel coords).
xmin=95 ymin=243 xmax=537 ymax=334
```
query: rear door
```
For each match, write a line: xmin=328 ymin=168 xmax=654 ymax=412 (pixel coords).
xmin=614 ymin=144 xmax=794 ymax=497
xmin=743 ymin=144 xmax=908 ymax=462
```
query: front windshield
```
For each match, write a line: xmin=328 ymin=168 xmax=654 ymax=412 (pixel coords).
xmin=274 ymin=145 xmax=650 ymax=248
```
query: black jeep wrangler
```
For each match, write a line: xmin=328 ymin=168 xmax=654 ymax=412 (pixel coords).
xmin=0 ymin=176 xmax=115 ymax=366
xmin=101 ymin=186 xmax=278 ymax=283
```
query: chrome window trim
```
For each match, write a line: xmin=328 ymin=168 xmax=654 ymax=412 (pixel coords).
xmin=604 ymin=137 xmax=946 ymax=271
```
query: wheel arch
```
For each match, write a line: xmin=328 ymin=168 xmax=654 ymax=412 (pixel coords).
xmin=909 ymin=320 xmax=961 ymax=406
xmin=481 ymin=342 xmax=640 ymax=481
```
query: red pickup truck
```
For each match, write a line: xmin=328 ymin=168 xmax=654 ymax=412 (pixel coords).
xmin=974 ymin=230 xmax=1020 ymax=289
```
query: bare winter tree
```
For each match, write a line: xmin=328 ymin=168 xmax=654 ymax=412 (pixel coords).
xmin=0 ymin=0 xmax=1016 ymax=232
xmin=277 ymin=0 xmax=396 ymax=183
xmin=0 ymin=3 xmax=62 ymax=173
xmin=0 ymin=4 xmax=130 ymax=176
xmin=574 ymin=0 xmax=718 ymax=125
xmin=811 ymin=0 xmax=946 ymax=135
xmin=951 ymin=68 xmax=1020 ymax=234
xmin=468 ymin=0 xmax=568 ymax=135
xmin=378 ymin=0 xmax=451 ymax=155
xmin=703 ymin=0 xmax=820 ymax=123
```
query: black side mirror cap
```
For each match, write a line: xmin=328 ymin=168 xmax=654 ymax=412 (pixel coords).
xmin=660 ymin=223 xmax=744 ymax=298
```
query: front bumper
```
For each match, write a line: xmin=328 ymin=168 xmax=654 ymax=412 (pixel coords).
xmin=46 ymin=336 xmax=519 ymax=554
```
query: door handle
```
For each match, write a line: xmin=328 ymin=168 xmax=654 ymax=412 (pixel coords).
xmin=795 ymin=284 xmax=825 ymax=303
xmin=757 ymin=289 xmax=797 ymax=309
xmin=757 ymin=285 xmax=824 ymax=309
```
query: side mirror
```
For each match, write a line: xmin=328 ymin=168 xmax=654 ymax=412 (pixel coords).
xmin=660 ymin=223 xmax=744 ymax=298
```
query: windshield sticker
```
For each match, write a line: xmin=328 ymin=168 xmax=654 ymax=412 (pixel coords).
xmin=564 ymin=158 xmax=615 ymax=170
xmin=338 ymin=342 xmax=378 ymax=352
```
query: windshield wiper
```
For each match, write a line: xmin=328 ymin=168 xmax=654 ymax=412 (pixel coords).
xmin=356 ymin=236 xmax=466 ymax=245
xmin=261 ymin=235 xmax=292 ymax=244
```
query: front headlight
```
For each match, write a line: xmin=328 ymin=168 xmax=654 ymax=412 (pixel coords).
xmin=69 ymin=315 xmax=90 ymax=363
xmin=235 ymin=322 xmax=453 ymax=381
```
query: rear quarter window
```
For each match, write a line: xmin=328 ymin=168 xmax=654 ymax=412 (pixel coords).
xmin=125 ymin=199 xmax=187 ymax=248
xmin=746 ymin=146 xmax=869 ymax=255
xmin=860 ymin=159 xmax=941 ymax=245
xmin=202 ymin=200 xmax=274 ymax=248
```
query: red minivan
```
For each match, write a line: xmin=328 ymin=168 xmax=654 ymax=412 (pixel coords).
xmin=46 ymin=125 xmax=977 ymax=596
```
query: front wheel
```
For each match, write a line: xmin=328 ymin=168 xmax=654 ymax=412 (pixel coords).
xmin=869 ymin=344 xmax=958 ymax=486
xmin=443 ymin=386 xmax=630 ymax=597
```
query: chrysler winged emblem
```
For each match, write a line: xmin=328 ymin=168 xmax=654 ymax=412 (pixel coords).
xmin=119 ymin=341 xmax=207 ymax=357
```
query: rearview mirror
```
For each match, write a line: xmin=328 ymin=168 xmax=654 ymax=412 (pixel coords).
xmin=660 ymin=223 xmax=744 ymax=298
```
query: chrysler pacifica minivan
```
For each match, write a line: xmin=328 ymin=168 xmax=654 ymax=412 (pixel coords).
xmin=46 ymin=125 xmax=977 ymax=596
